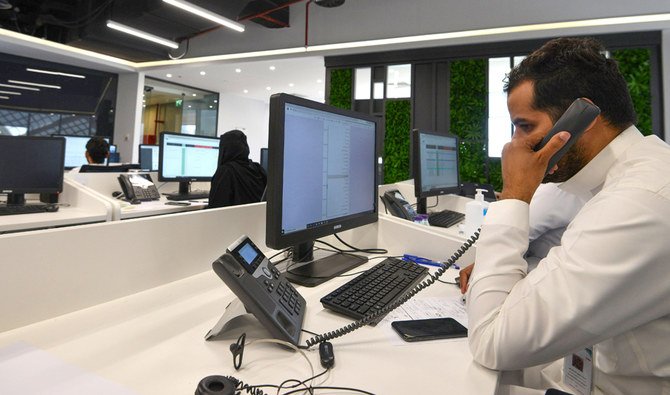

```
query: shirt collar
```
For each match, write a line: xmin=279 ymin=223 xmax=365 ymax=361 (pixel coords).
xmin=559 ymin=125 xmax=643 ymax=200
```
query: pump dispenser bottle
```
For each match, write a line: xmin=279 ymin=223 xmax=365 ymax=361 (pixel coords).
xmin=464 ymin=188 xmax=489 ymax=237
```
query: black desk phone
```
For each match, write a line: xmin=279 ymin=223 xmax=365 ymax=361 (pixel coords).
xmin=380 ymin=189 xmax=417 ymax=220
xmin=211 ymin=235 xmax=305 ymax=346
xmin=117 ymin=173 xmax=160 ymax=201
xmin=534 ymin=98 xmax=600 ymax=174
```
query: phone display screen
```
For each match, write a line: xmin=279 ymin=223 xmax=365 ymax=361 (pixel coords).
xmin=229 ymin=238 xmax=264 ymax=274
xmin=392 ymin=318 xmax=467 ymax=342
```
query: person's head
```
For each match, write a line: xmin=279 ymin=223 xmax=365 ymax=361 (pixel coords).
xmin=85 ymin=136 xmax=110 ymax=164
xmin=504 ymin=37 xmax=637 ymax=182
xmin=218 ymin=129 xmax=250 ymax=164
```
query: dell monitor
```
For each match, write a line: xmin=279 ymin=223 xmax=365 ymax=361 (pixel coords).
xmin=266 ymin=93 xmax=379 ymax=287
xmin=158 ymin=132 xmax=219 ymax=200
xmin=52 ymin=134 xmax=110 ymax=169
xmin=0 ymin=135 xmax=65 ymax=205
xmin=412 ymin=129 xmax=460 ymax=214
xmin=139 ymin=144 xmax=160 ymax=171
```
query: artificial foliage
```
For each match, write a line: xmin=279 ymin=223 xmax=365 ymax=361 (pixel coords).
xmin=612 ymin=48 xmax=652 ymax=136
xmin=383 ymin=99 xmax=411 ymax=184
xmin=328 ymin=68 xmax=352 ymax=110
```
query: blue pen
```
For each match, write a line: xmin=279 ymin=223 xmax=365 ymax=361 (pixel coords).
xmin=402 ymin=254 xmax=445 ymax=268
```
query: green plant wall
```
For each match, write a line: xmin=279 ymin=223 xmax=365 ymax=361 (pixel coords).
xmin=328 ymin=68 xmax=352 ymax=110
xmin=612 ymin=48 xmax=652 ymax=136
xmin=449 ymin=59 xmax=500 ymax=189
xmin=384 ymin=99 xmax=411 ymax=184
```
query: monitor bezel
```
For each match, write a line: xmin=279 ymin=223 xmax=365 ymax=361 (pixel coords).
xmin=412 ymin=129 xmax=461 ymax=199
xmin=51 ymin=134 xmax=111 ymax=169
xmin=138 ymin=143 xmax=160 ymax=171
xmin=157 ymin=132 xmax=220 ymax=183
xmin=0 ymin=135 xmax=66 ymax=194
xmin=265 ymin=93 xmax=380 ymax=250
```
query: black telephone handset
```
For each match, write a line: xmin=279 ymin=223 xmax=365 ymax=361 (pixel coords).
xmin=534 ymin=98 xmax=601 ymax=174
xmin=117 ymin=173 xmax=160 ymax=201
xmin=211 ymin=235 xmax=306 ymax=346
xmin=380 ymin=190 xmax=417 ymax=220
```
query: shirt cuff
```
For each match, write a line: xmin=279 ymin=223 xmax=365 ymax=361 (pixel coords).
xmin=484 ymin=199 xmax=529 ymax=230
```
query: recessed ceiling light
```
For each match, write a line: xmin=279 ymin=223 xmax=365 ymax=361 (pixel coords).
xmin=209 ymin=105 xmax=213 ymax=108
xmin=269 ymin=65 xmax=276 ymax=71
xmin=213 ymin=99 xmax=218 ymax=103
xmin=188 ymin=105 xmax=192 ymax=108
xmin=243 ymin=89 xmax=248 ymax=93
xmin=317 ymin=79 xmax=322 ymax=83
xmin=192 ymin=93 xmax=197 ymax=97
xmin=288 ymin=83 xmax=294 ymax=87
xmin=166 ymin=73 xmax=173 ymax=78
xmin=235 ymin=68 xmax=242 ymax=73
xmin=200 ymin=71 xmax=206 ymax=75
xmin=266 ymin=86 xmax=271 ymax=91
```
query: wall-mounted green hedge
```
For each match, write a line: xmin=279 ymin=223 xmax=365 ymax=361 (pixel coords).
xmin=612 ymin=48 xmax=652 ymax=135
xmin=384 ymin=99 xmax=411 ymax=184
xmin=328 ymin=68 xmax=352 ymax=110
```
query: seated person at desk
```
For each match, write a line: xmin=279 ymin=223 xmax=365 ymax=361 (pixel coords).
xmin=69 ymin=136 xmax=110 ymax=173
xmin=208 ymin=130 xmax=267 ymax=208
xmin=465 ymin=37 xmax=670 ymax=394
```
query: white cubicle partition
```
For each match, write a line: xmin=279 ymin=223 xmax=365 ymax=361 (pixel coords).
xmin=0 ymin=178 xmax=111 ymax=234
xmin=0 ymin=203 xmax=267 ymax=332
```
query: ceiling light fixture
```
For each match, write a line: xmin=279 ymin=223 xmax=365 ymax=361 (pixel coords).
xmin=106 ymin=20 xmax=180 ymax=49
xmin=26 ymin=68 xmax=85 ymax=79
xmin=235 ymin=68 xmax=242 ymax=73
xmin=269 ymin=66 xmax=276 ymax=71
xmin=166 ymin=73 xmax=173 ymax=78
xmin=200 ymin=71 xmax=206 ymax=75
xmin=0 ymin=96 xmax=10 ymax=100
xmin=0 ymin=83 xmax=39 ymax=91
xmin=8 ymin=80 xmax=61 ymax=89
xmin=162 ymin=0 xmax=245 ymax=32
xmin=0 ymin=90 xmax=21 ymax=95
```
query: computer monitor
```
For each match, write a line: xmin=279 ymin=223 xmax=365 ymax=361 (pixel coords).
xmin=266 ymin=93 xmax=379 ymax=287
xmin=139 ymin=144 xmax=160 ymax=171
xmin=0 ymin=135 xmax=65 ymax=205
xmin=260 ymin=147 xmax=269 ymax=172
xmin=52 ymin=134 xmax=111 ymax=169
xmin=158 ymin=132 xmax=219 ymax=199
xmin=412 ymin=129 xmax=460 ymax=214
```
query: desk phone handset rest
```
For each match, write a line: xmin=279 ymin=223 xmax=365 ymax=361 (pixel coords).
xmin=211 ymin=235 xmax=306 ymax=346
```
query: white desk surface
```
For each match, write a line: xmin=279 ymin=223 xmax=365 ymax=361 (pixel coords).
xmin=118 ymin=198 xmax=208 ymax=219
xmin=0 ymin=205 xmax=107 ymax=233
xmin=0 ymin=265 xmax=499 ymax=395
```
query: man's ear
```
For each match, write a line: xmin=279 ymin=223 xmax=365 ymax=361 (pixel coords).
xmin=85 ymin=151 xmax=93 ymax=164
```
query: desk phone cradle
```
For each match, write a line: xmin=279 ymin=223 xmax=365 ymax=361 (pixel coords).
xmin=207 ymin=235 xmax=306 ymax=346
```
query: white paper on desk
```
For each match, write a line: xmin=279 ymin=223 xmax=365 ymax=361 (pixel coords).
xmin=380 ymin=296 xmax=468 ymax=346
xmin=0 ymin=342 xmax=137 ymax=395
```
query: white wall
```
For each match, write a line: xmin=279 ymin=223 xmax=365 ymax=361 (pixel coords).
xmin=217 ymin=94 xmax=270 ymax=163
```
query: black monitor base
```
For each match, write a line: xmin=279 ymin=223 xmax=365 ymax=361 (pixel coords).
xmin=284 ymin=251 xmax=367 ymax=287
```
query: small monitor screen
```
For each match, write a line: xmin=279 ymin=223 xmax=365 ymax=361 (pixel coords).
xmin=414 ymin=130 xmax=460 ymax=198
xmin=53 ymin=135 xmax=110 ymax=169
xmin=158 ymin=132 xmax=219 ymax=181
xmin=0 ymin=136 xmax=65 ymax=194
xmin=139 ymin=144 xmax=159 ymax=171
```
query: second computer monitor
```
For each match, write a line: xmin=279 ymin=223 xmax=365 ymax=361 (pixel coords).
xmin=158 ymin=132 xmax=219 ymax=198
xmin=53 ymin=134 xmax=110 ymax=169
xmin=139 ymin=144 xmax=160 ymax=171
xmin=412 ymin=129 xmax=460 ymax=214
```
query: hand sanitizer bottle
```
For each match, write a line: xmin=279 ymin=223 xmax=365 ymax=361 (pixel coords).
xmin=464 ymin=189 xmax=489 ymax=238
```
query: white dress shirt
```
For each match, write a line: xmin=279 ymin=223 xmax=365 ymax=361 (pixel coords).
xmin=467 ymin=126 xmax=670 ymax=394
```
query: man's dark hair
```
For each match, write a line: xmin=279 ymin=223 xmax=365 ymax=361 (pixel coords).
xmin=504 ymin=37 xmax=636 ymax=131
xmin=85 ymin=136 xmax=110 ymax=164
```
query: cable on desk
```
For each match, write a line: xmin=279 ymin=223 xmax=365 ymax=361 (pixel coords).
xmin=303 ymin=230 xmax=480 ymax=348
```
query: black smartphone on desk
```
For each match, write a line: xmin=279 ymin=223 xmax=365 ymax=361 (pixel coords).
xmin=392 ymin=317 xmax=467 ymax=342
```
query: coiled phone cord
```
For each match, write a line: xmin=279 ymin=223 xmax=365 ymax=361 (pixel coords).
xmin=304 ymin=230 xmax=480 ymax=348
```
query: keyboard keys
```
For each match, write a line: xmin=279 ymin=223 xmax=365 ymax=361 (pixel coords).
xmin=428 ymin=209 xmax=464 ymax=228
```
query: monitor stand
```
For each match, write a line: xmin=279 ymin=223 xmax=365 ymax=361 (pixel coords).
xmin=6 ymin=193 xmax=26 ymax=206
xmin=283 ymin=241 xmax=367 ymax=287
xmin=416 ymin=197 xmax=427 ymax=215
xmin=165 ymin=181 xmax=209 ymax=201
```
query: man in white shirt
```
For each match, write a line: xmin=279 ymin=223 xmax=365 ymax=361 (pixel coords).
xmin=466 ymin=37 xmax=670 ymax=394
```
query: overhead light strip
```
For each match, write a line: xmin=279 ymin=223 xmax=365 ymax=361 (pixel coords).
xmin=106 ymin=20 xmax=180 ymax=49
xmin=0 ymin=96 xmax=9 ymax=100
xmin=0 ymin=83 xmax=40 ymax=91
xmin=136 ymin=12 xmax=670 ymax=68
xmin=8 ymin=80 xmax=61 ymax=89
xmin=0 ymin=90 xmax=21 ymax=95
xmin=26 ymin=68 xmax=86 ymax=79
xmin=162 ymin=0 xmax=245 ymax=32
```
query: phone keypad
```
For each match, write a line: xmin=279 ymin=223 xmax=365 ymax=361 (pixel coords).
xmin=276 ymin=281 xmax=302 ymax=316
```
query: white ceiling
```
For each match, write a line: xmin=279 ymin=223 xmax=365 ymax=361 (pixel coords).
xmin=143 ymin=56 xmax=326 ymax=104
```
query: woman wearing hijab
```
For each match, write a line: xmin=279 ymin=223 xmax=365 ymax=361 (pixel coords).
xmin=208 ymin=129 xmax=267 ymax=208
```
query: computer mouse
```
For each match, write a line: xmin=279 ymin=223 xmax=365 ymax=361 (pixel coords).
xmin=45 ymin=204 xmax=59 ymax=212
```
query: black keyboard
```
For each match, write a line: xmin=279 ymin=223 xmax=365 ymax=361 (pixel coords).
xmin=0 ymin=204 xmax=54 ymax=216
xmin=428 ymin=209 xmax=464 ymax=228
xmin=165 ymin=190 xmax=209 ymax=201
xmin=320 ymin=257 xmax=428 ymax=324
